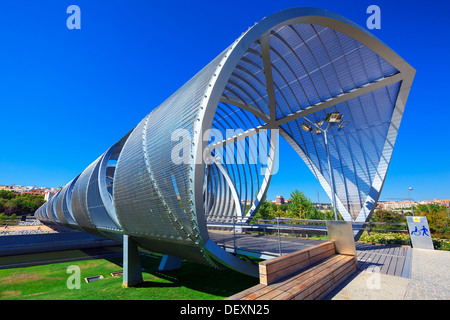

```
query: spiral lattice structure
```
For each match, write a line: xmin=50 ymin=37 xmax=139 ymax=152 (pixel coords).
xmin=36 ymin=7 xmax=415 ymax=276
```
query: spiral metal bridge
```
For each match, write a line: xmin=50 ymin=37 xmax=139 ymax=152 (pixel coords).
xmin=35 ymin=7 xmax=415 ymax=278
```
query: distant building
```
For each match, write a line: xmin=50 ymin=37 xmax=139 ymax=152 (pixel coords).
xmin=435 ymin=199 xmax=450 ymax=206
xmin=22 ymin=189 xmax=46 ymax=195
xmin=377 ymin=199 xmax=450 ymax=211
xmin=314 ymin=203 xmax=331 ymax=211
xmin=275 ymin=195 xmax=285 ymax=205
xmin=377 ymin=201 xmax=413 ymax=211
xmin=418 ymin=199 xmax=450 ymax=206
xmin=0 ymin=184 xmax=16 ymax=192
xmin=241 ymin=200 xmax=253 ymax=206
xmin=0 ymin=184 xmax=58 ymax=198
xmin=44 ymin=191 xmax=54 ymax=202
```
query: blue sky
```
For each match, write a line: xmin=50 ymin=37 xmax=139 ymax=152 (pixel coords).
xmin=0 ymin=0 xmax=449 ymax=203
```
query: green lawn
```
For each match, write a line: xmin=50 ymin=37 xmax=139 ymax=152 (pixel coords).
xmin=0 ymin=252 xmax=259 ymax=300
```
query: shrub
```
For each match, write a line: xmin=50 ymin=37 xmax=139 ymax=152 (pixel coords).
xmin=0 ymin=213 xmax=18 ymax=226
xmin=433 ymin=239 xmax=450 ymax=251
xmin=359 ymin=231 xmax=410 ymax=245
xmin=359 ymin=231 xmax=450 ymax=251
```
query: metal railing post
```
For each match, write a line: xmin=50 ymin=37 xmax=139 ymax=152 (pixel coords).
xmin=233 ymin=214 xmax=236 ymax=254
xmin=276 ymin=217 xmax=282 ymax=256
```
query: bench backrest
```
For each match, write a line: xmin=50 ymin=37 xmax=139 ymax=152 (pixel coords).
xmin=259 ymin=241 xmax=336 ymax=285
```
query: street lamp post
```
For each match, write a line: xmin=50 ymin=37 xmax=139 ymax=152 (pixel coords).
xmin=323 ymin=129 xmax=339 ymax=221
xmin=407 ymin=187 xmax=415 ymax=216
xmin=302 ymin=111 xmax=348 ymax=221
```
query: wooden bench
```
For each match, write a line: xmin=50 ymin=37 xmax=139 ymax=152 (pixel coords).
xmin=227 ymin=241 xmax=358 ymax=300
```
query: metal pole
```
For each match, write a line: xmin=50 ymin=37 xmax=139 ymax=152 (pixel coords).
xmin=304 ymin=116 xmax=339 ymax=220
xmin=324 ymin=130 xmax=338 ymax=220
xmin=408 ymin=188 xmax=415 ymax=216
xmin=233 ymin=214 xmax=236 ymax=254
xmin=276 ymin=217 xmax=282 ymax=256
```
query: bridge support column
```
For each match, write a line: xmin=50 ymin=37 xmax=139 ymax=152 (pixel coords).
xmin=122 ymin=235 xmax=143 ymax=287
xmin=158 ymin=255 xmax=182 ymax=271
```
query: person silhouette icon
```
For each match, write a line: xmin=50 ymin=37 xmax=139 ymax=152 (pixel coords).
xmin=420 ymin=226 xmax=429 ymax=237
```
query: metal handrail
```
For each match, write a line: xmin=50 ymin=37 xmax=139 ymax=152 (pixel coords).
xmin=206 ymin=216 xmax=411 ymax=256
xmin=206 ymin=215 xmax=409 ymax=229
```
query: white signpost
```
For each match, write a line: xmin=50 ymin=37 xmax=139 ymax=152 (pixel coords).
xmin=406 ymin=216 xmax=434 ymax=250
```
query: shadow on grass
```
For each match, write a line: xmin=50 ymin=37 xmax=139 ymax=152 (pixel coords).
xmin=40 ymin=247 xmax=260 ymax=298
xmin=132 ymin=280 xmax=178 ymax=288
xmin=135 ymin=252 xmax=259 ymax=298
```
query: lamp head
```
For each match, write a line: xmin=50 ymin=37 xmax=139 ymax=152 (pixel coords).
xmin=301 ymin=122 xmax=312 ymax=132
xmin=326 ymin=112 xmax=343 ymax=123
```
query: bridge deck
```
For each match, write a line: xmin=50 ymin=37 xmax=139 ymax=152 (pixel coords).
xmin=208 ymin=230 xmax=412 ymax=278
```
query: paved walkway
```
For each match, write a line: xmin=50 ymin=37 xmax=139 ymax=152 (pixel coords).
xmin=210 ymin=231 xmax=449 ymax=300
xmin=326 ymin=248 xmax=450 ymax=300
xmin=404 ymin=248 xmax=450 ymax=299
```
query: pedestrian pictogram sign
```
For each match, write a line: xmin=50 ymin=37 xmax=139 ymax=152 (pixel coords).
xmin=406 ymin=216 xmax=434 ymax=250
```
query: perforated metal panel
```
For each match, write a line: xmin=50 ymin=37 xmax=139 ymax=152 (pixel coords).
xmin=36 ymin=7 xmax=414 ymax=276
xmin=70 ymin=157 xmax=105 ymax=237
xmin=62 ymin=175 xmax=82 ymax=230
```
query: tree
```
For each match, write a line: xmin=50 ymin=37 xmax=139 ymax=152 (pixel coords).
xmin=287 ymin=190 xmax=321 ymax=219
xmin=371 ymin=209 xmax=405 ymax=224
xmin=0 ymin=191 xmax=45 ymax=215
xmin=322 ymin=207 xmax=336 ymax=220
xmin=370 ymin=209 xmax=406 ymax=230
xmin=4 ymin=199 xmax=19 ymax=215
xmin=0 ymin=190 xmax=15 ymax=200
xmin=0 ymin=198 xmax=7 ymax=213
xmin=255 ymin=198 xmax=276 ymax=218
xmin=413 ymin=204 xmax=449 ymax=237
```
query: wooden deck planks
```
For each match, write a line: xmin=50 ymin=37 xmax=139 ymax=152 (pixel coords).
xmin=209 ymin=231 xmax=411 ymax=281
xmin=355 ymin=243 xmax=411 ymax=278
xmin=224 ymin=233 xmax=413 ymax=300
xmin=228 ymin=254 xmax=357 ymax=300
